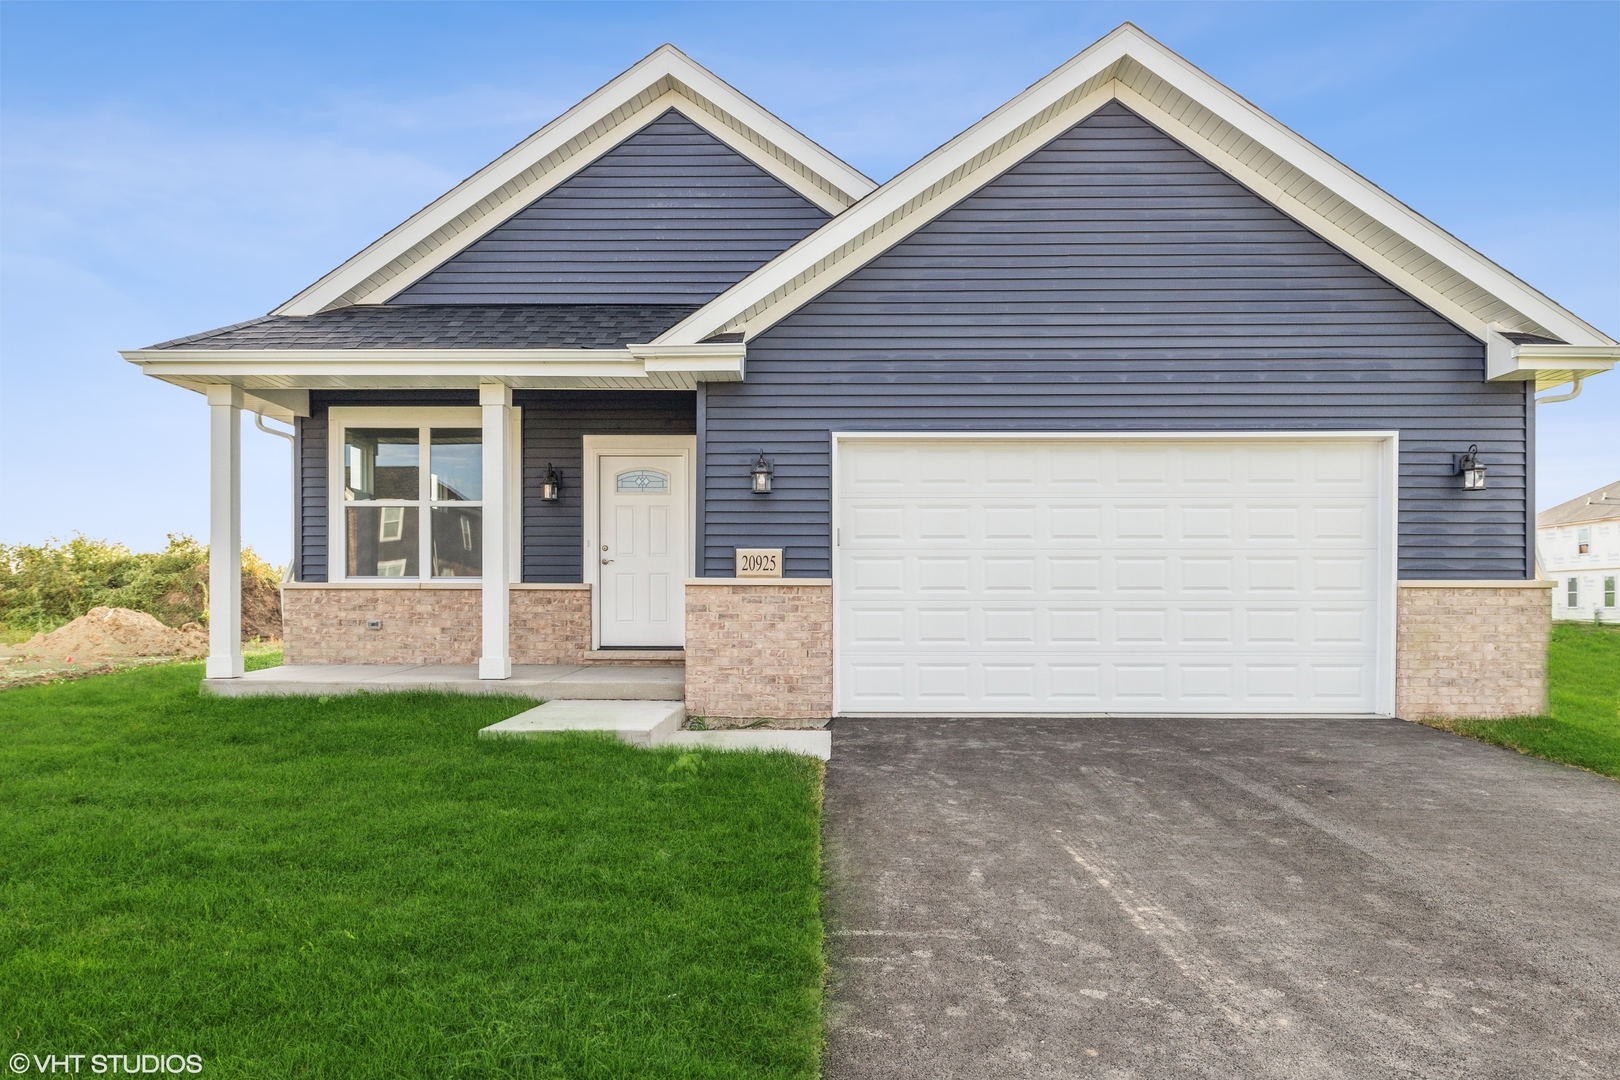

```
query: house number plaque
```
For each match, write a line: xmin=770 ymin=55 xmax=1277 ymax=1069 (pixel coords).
xmin=735 ymin=548 xmax=783 ymax=578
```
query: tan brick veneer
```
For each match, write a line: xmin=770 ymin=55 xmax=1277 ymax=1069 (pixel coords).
xmin=684 ymin=581 xmax=833 ymax=721
xmin=282 ymin=584 xmax=594 ymax=666
xmin=1396 ymin=581 xmax=1553 ymax=720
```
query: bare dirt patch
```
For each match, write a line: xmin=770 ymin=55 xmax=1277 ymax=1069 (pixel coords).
xmin=8 ymin=606 xmax=208 ymax=662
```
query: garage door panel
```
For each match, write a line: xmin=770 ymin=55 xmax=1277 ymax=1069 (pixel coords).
xmin=837 ymin=438 xmax=1386 ymax=715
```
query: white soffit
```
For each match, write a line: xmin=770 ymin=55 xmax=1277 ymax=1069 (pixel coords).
xmin=659 ymin=23 xmax=1615 ymax=349
xmin=273 ymin=45 xmax=875 ymax=317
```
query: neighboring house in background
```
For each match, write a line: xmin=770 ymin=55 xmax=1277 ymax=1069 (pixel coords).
xmin=123 ymin=25 xmax=1619 ymax=723
xmin=1538 ymin=481 xmax=1620 ymax=623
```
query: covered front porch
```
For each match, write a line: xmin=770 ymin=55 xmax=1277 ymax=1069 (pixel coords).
xmin=122 ymin=313 xmax=743 ymax=687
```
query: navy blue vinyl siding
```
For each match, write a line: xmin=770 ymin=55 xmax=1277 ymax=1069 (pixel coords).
xmin=516 ymin=391 xmax=695 ymax=582
xmin=296 ymin=414 xmax=326 ymax=581
xmin=702 ymin=102 xmax=1531 ymax=580
xmin=391 ymin=111 xmax=829 ymax=305
xmin=295 ymin=390 xmax=694 ymax=582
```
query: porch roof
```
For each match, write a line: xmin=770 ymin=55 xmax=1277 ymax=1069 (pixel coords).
xmin=122 ymin=304 xmax=743 ymax=415
xmin=141 ymin=303 xmax=700 ymax=351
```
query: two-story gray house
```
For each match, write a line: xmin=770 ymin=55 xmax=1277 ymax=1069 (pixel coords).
xmin=126 ymin=25 xmax=1617 ymax=722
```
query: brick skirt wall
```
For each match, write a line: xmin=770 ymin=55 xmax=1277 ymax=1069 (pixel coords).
xmin=283 ymin=585 xmax=595 ymax=666
xmin=1396 ymin=582 xmax=1552 ymax=720
xmin=684 ymin=582 xmax=833 ymax=720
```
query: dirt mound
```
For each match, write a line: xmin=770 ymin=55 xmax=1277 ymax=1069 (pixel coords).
xmin=13 ymin=607 xmax=208 ymax=660
xmin=240 ymin=569 xmax=283 ymax=641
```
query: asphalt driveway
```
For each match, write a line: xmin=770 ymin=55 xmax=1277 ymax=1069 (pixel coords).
xmin=823 ymin=718 xmax=1620 ymax=1079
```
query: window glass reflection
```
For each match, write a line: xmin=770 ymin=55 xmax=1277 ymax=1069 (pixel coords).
xmin=431 ymin=429 xmax=482 ymax=501
xmin=345 ymin=429 xmax=419 ymax=500
xmin=346 ymin=506 xmax=419 ymax=577
xmin=432 ymin=506 xmax=482 ymax=577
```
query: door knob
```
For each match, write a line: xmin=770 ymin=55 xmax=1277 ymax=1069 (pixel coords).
xmin=602 ymin=558 xmax=614 ymax=565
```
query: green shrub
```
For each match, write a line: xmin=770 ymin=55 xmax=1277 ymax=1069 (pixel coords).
xmin=0 ymin=535 xmax=280 ymax=636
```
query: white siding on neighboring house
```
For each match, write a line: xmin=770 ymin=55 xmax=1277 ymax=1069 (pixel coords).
xmin=1538 ymin=517 xmax=1620 ymax=623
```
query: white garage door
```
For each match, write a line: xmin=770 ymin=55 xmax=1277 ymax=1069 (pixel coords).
xmin=835 ymin=436 xmax=1391 ymax=716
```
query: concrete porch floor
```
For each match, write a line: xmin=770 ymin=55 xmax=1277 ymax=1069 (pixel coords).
xmin=201 ymin=663 xmax=684 ymax=701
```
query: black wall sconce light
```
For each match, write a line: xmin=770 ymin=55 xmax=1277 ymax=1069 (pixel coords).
xmin=1453 ymin=445 xmax=1486 ymax=490
xmin=541 ymin=463 xmax=563 ymax=502
xmin=750 ymin=450 xmax=774 ymax=494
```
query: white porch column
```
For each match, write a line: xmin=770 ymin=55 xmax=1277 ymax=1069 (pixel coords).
xmin=205 ymin=384 xmax=244 ymax=679
xmin=479 ymin=382 xmax=513 ymax=680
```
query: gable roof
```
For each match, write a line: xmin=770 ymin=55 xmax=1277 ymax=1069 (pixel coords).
xmin=659 ymin=23 xmax=1616 ymax=351
xmin=386 ymin=109 xmax=831 ymax=306
xmin=274 ymin=44 xmax=875 ymax=317
xmin=1538 ymin=481 xmax=1620 ymax=528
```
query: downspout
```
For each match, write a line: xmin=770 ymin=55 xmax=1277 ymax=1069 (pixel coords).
xmin=1535 ymin=375 xmax=1585 ymax=405
xmin=254 ymin=412 xmax=297 ymax=583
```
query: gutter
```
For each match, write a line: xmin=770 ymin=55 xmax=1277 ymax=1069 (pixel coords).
xmin=1486 ymin=327 xmax=1618 ymax=398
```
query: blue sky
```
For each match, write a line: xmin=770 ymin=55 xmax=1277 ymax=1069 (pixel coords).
xmin=2 ymin=0 xmax=1615 ymax=565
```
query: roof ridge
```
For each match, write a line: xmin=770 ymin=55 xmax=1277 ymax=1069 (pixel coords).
xmin=655 ymin=22 xmax=1614 ymax=349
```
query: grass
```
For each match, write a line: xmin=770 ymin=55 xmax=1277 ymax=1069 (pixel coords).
xmin=0 ymin=660 xmax=825 ymax=1078
xmin=1421 ymin=621 xmax=1620 ymax=778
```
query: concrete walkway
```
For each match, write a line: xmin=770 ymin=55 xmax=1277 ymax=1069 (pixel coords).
xmin=202 ymin=663 xmax=683 ymax=700
xmin=823 ymin=717 xmax=1620 ymax=1079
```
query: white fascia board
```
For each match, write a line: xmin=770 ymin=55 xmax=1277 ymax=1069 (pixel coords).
xmin=1485 ymin=328 xmax=1618 ymax=388
xmin=661 ymin=23 xmax=1615 ymax=350
xmin=272 ymin=45 xmax=873 ymax=317
xmin=655 ymin=48 xmax=876 ymax=205
xmin=626 ymin=342 xmax=745 ymax=380
xmin=123 ymin=345 xmax=745 ymax=387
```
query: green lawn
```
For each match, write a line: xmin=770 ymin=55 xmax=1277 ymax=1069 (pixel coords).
xmin=1423 ymin=621 xmax=1620 ymax=778
xmin=0 ymin=660 xmax=825 ymax=1078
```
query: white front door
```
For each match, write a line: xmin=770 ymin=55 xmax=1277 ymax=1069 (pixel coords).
xmin=598 ymin=455 xmax=687 ymax=647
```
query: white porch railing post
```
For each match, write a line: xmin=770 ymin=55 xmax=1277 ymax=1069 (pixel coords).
xmin=205 ymin=384 xmax=244 ymax=679
xmin=479 ymin=383 xmax=513 ymax=680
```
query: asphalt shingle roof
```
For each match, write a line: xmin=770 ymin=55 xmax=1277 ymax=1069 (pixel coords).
xmin=1537 ymin=481 xmax=1620 ymax=528
xmin=144 ymin=304 xmax=701 ymax=351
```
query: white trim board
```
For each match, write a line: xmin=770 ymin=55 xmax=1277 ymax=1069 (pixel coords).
xmin=122 ymin=344 xmax=745 ymax=393
xmin=581 ymin=435 xmax=698 ymax=650
xmin=659 ymin=24 xmax=1613 ymax=350
xmin=828 ymin=429 xmax=1400 ymax=719
xmin=273 ymin=46 xmax=874 ymax=316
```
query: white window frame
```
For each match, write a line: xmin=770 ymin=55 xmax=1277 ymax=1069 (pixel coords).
xmin=1567 ymin=577 xmax=1579 ymax=608
xmin=328 ymin=407 xmax=521 ymax=583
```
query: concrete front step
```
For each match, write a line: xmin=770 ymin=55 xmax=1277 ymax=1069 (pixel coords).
xmin=479 ymin=701 xmax=831 ymax=758
xmin=202 ymin=663 xmax=684 ymax=701
xmin=480 ymin=700 xmax=686 ymax=747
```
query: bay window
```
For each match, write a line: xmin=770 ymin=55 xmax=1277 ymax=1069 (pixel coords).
xmin=330 ymin=408 xmax=518 ymax=581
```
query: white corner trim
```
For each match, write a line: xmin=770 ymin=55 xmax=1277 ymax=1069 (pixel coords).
xmin=271 ymin=46 xmax=873 ymax=317
xmin=658 ymin=23 xmax=1615 ymax=350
